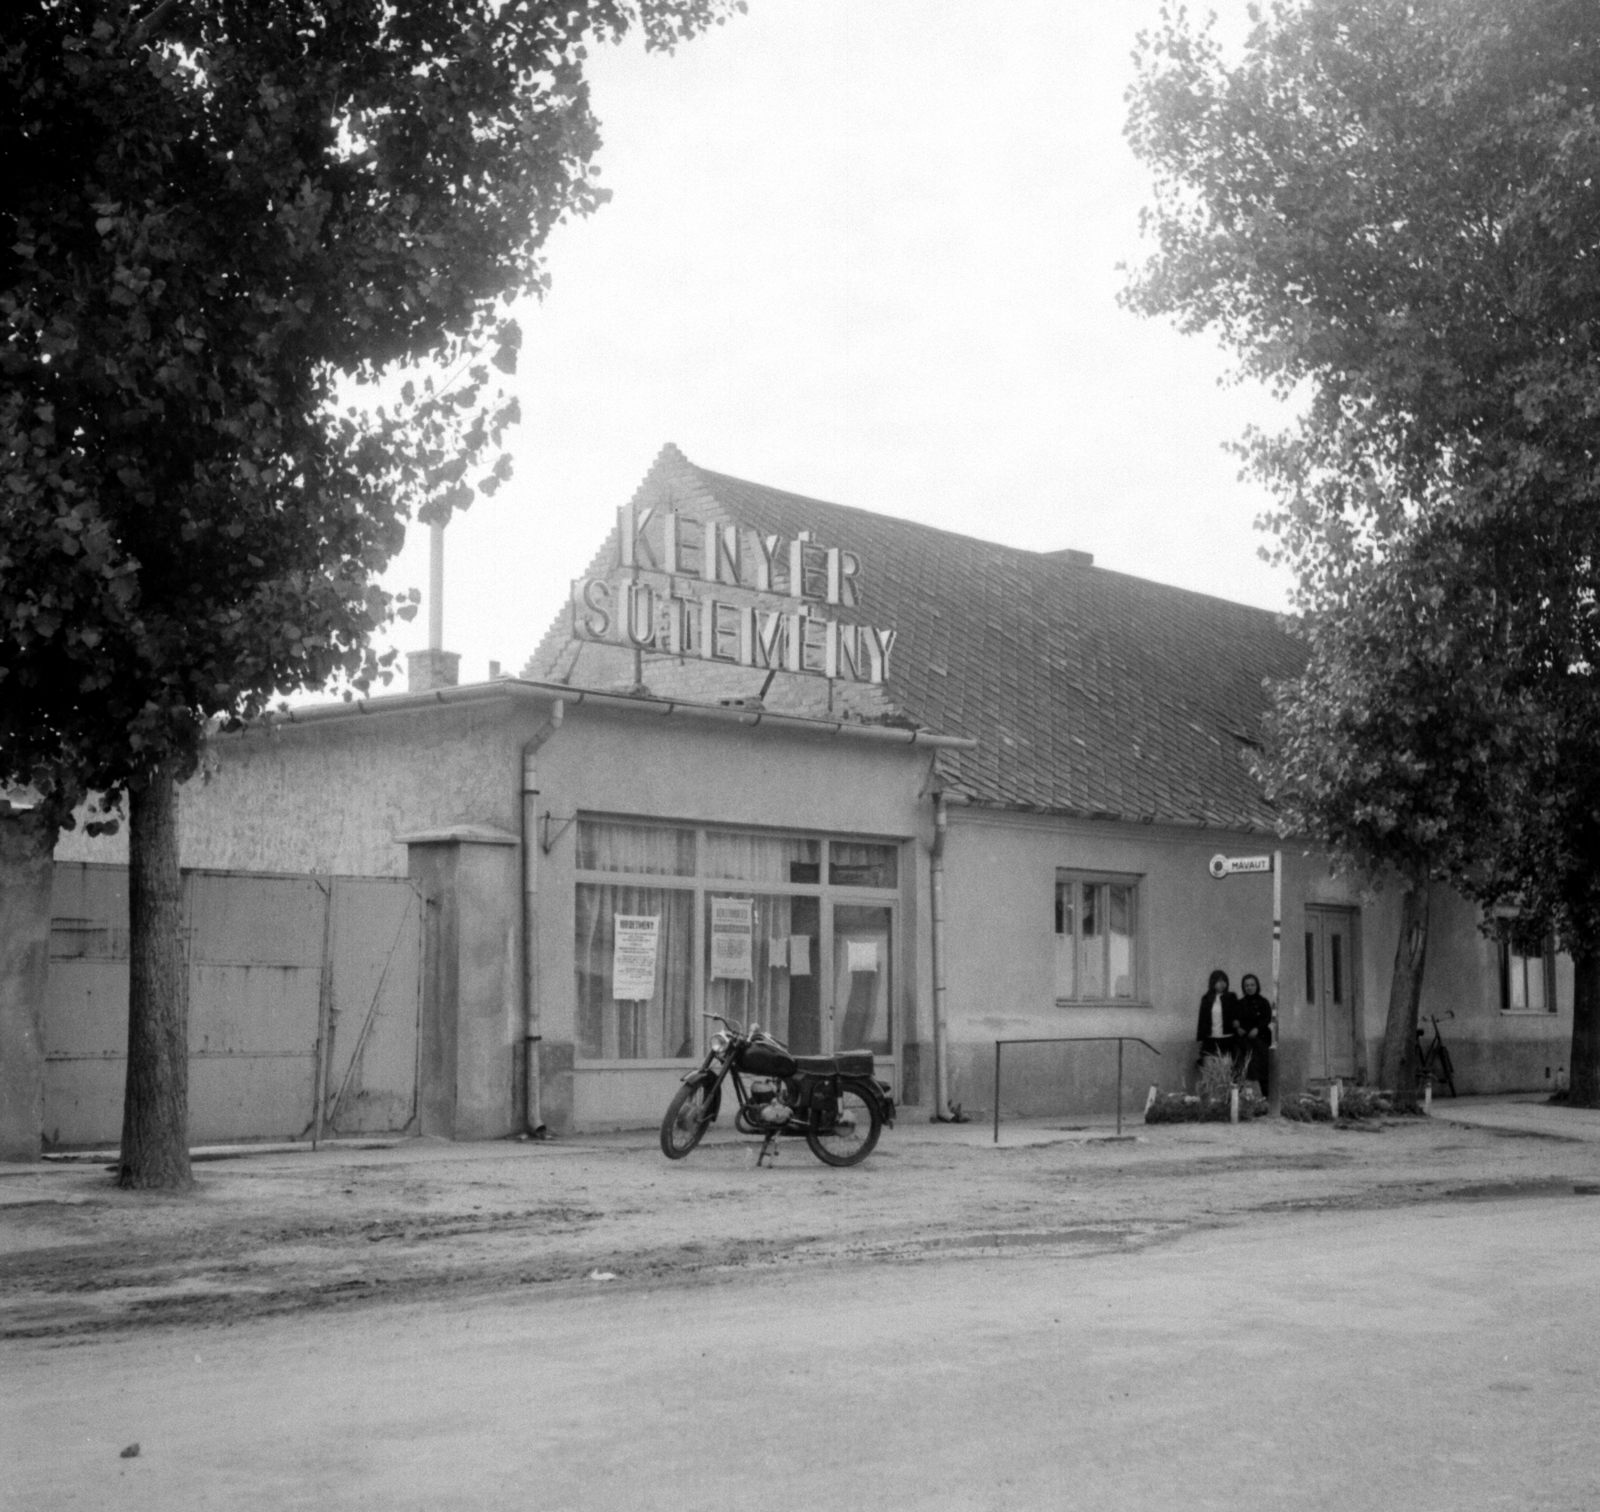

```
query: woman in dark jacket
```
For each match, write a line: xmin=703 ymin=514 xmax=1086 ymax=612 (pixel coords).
xmin=1236 ymin=973 xmax=1274 ymax=1095
xmin=1195 ymin=969 xmax=1239 ymax=1064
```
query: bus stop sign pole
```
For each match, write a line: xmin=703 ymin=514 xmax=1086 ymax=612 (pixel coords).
xmin=1208 ymin=850 xmax=1283 ymax=1117
xmin=1269 ymin=849 xmax=1282 ymax=1117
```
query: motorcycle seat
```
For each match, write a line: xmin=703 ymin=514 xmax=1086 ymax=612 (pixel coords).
xmin=792 ymin=1055 xmax=838 ymax=1076
xmin=792 ymin=1051 xmax=875 ymax=1078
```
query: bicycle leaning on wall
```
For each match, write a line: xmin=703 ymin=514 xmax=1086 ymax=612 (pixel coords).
xmin=1415 ymin=1011 xmax=1456 ymax=1097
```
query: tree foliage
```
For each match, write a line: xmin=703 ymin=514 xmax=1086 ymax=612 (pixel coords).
xmin=1125 ymin=0 xmax=1600 ymax=1099
xmin=1127 ymin=0 xmax=1600 ymax=600
xmin=0 ymin=0 xmax=743 ymax=1181
xmin=2 ymin=0 xmax=742 ymax=829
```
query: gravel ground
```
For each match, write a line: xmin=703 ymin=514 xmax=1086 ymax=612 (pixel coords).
xmin=4 ymin=1103 xmax=1598 ymax=1341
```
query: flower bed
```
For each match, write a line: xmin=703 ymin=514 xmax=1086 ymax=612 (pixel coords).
xmin=1280 ymin=1087 xmax=1398 ymax=1121
xmin=1145 ymin=1087 xmax=1269 ymax=1124
xmin=1144 ymin=1084 xmax=1412 ymax=1124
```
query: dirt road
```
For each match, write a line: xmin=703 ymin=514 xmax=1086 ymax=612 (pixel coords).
xmin=2 ymin=1109 xmax=1598 ymax=1339
xmin=5 ymin=1196 xmax=1598 ymax=1511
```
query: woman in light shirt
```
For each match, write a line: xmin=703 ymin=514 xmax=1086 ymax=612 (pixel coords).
xmin=1194 ymin=969 xmax=1239 ymax=1066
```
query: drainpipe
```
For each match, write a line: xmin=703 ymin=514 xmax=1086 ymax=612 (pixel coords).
xmin=521 ymin=699 xmax=564 ymax=1136
xmin=930 ymin=791 xmax=953 ymax=1121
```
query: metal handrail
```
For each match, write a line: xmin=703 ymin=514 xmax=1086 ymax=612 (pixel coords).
xmin=992 ymin=1036 xmax=1162 ymax=1142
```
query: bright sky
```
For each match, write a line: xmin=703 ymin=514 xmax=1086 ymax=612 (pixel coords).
xmin=370 ymin=0 xmax=1282 ymax=690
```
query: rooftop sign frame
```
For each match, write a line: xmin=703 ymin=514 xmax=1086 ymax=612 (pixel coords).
xmin=571 ymin=504 xmax=898 ymax=685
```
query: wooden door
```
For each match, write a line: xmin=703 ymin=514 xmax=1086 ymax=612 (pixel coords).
xmin=1304 ymin=907 xmax=1358 ymax=1080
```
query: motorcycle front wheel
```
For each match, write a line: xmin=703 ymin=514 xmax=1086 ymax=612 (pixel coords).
xmin=805 ymin=1083 xmax=882 ymax=1167
xmin=660 ymin=1079 xmax=714 ymax=1160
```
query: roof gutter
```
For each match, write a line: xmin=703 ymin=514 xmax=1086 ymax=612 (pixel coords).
xmin=256 ymin=677 xmax=977 ymax=750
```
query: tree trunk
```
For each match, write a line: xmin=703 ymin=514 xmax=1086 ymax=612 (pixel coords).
xmin=0 ymin=808 xmax=58 ymax=1161
xmin=1378 ymin=874 xmax=1431 ymax=1110
xmin=1568 ymin=949 xmax=1600 ymax=1108
xmin=118 ymin=763 xmax=193 ymax=1190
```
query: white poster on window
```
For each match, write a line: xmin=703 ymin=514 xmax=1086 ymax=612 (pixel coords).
xmin=846 ymin=937 xmax=879 ymax=974
xmin=611 ymin=914 xmax=660 ymax=1000
xmin=710 ymin=898 xmax=753 ymax=980
xmin=768 ymin=936 xmax=788 ymax=970
xmin=788 ymin=934 xmax=812 ymax=977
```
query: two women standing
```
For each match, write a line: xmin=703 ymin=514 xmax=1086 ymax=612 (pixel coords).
xmin=1195 ymin=968 xmax=1273 ymax=1095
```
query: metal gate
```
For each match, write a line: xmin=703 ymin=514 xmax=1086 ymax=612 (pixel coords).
xmin=43 ymin=863 xmax=423 ymax=1148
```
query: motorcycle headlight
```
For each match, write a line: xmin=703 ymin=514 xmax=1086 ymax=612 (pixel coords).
xmin=710 ymin=1030 xmax=731 ymax=1056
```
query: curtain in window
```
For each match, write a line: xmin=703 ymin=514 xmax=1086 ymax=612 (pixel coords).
xmin=1078 ymin=884 xmax=1105 ymax=999
xmin=576 ymin=819 xmax=695 ymax=876
xmin=1055 ymin=875 xmax=1137 ymax=1002
xmin=828 ymin=841 xmax=898 ymax=888
xmin=1054 ymin=880 xmax=1076 ymax=999
xmin=575 ymin=884 xmax=694 ymax=1059
xmin=702 ymin=831 xmax=820 ymax=884
xmin=1502 ymin=926 xmax=1548 ymax=1010
xmin=1108 ymin=884 xmax=1135 ymax=999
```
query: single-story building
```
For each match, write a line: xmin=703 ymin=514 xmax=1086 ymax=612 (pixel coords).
xmin=44 ymin=443 xmax=1573 ymax=1139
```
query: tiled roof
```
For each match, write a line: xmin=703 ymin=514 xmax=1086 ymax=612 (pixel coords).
xmin=529 ymin=444 xmax=1305 ymax=832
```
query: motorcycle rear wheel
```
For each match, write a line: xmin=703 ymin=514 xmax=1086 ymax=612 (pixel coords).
xmin=660 ymin=1080 xmax=714 ymax=1159
xmin=805 ymin=1083 xmax=882 ymax=1167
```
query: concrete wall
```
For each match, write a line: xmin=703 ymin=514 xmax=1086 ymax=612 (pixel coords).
xmin=0 ymin=813 xmax=55 ymax=1161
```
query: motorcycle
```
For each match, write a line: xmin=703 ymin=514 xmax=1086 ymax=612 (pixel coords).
xmin=660 ymin=1014 xmax=895 ymax=1167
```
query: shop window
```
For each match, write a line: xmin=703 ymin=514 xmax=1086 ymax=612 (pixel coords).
xmin=575 ymin=884 xmax=694 ymax=1058
xmin=576 ymin=818 xmax=695 ymax=876
xmin=1500 ymin=924 xmax=1555 ymax=1013
xmin=1054 ymin=872 xmax=1139 ymax=1002
xmin=829 ymin=841 xmax=898 ymax=889
xmin=703 ymin=830 xmax=821 ymax=885
xmin=572 ymin=814 xmax=904 ymax=1063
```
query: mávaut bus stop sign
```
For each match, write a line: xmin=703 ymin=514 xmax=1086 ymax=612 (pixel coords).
xmin=1208 ymin=853 xmax=1273 ymax=880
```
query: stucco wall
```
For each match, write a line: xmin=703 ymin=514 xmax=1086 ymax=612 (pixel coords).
xmin=941 ymin=808 xmax=1571 ymax=1116
xmin=529 ymin=703 xmax=932 ymax=1131
xmin=45 ymin=685 xmax=1570 ymax=1137
xmin=939 ymin=809 xmax=1351 ymax=1115
xmin=52 ymin=690 xmax=937 ymax=1137
xmin=54 ymin=701 xmax=525 ymax=878
xmin=941 ymin=811 xmax=1391 ymax=1113
xmin=1410 ymin=886 xmax=1572 ymax=1094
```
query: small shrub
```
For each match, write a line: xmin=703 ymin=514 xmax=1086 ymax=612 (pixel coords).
xmin=1279 ymin=1086 xmax=1398 ymax=1122
xmin=1278 ymin=1093 xmax=1332 ymax=1122
xmin=1196 ymin=1051 xmax=1244 ymax=1100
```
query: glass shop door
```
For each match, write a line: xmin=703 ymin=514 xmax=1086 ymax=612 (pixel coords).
xmin=830 ymin=903 xmax=894 ymax=1084
xmin=705 ymin=892 xmax=823 ymax=1054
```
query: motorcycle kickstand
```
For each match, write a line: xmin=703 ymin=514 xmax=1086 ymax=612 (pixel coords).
xmin=756 ymin=1131 xmax=780 ymax=1167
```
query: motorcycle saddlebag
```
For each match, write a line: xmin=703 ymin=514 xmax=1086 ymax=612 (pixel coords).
xmin=835 ymin=1050 xmax=875 ymax=1078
